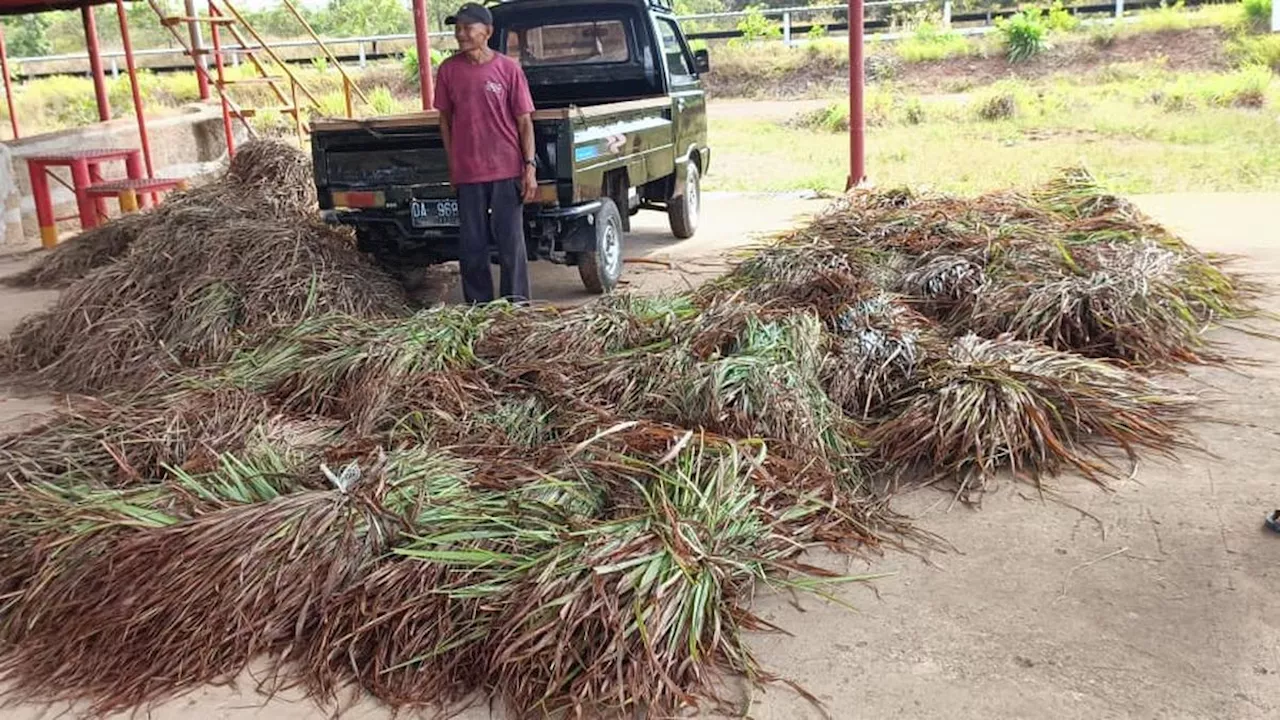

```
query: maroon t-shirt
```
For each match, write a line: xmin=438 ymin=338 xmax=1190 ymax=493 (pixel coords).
xmin=433 ymin=52 xmax=536 ymax=185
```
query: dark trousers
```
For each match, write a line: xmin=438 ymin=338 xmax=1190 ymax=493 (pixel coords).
xmin=457 ymin=178 xmax=530 ymax=304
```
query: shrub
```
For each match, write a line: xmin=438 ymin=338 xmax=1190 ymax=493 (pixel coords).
xmin=1134 ymin=1 xmax=1193 ymax=33
xmin=16 ymin=74 xmax=98 ymax=129
xmin=1152 ymin=67 xmax=1272 ymax=111
xmin=976 ymin=91 xmax=1019 ymax=120
xmin=1227 ymin=34 xmax=1280 ymax=71
xmin=1089 ymin=23 xmax=1119 ymax=48
xmin=866 ymin=53 xmax=902 ymax=82
xmin=896 ymin=22 xmax=976 ymax=63
xmin=1046 ymin=1 xmax=1081 ymax=32
xmin=1242 ymin=0 xmax=1273 ymax=33
xmin=401 ymin=47 xmax=449 ymax=81
xmin=248 ymin=108 xmax=287 ymax=136
xmin=789 ymin=90 xmax=909 ymax=131
xmin=1205 ymin=66 xmax=1271 ymax=108
xmin=367 ymin=85 xmax=401 ymax=115
xmin=791 ymin=102 xmax=849 ymax=132
xmin=972 ymin=81 xmax=1029 ymax=120
xmin=807 ymin=23 xmax=828 ymax=40
xmin=904 ymin=98 xmax=926 ymax=125
xmin=316 ymin=91 xmax=350 ymax=118
xmin=998 ymin=9 xmax=1048 ymax=63
xmin=736 ymin=5 xmax=782 ymax=42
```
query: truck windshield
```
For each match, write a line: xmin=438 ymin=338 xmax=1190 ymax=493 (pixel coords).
xmin=505 ymin=20 xmax=631 ymax=66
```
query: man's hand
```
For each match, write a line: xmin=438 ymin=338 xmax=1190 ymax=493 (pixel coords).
xmin=521 ymin=164 xmax=538 ymax=204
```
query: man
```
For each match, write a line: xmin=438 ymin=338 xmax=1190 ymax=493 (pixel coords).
xmin=435 ymin=2 xmax=538 ymax=304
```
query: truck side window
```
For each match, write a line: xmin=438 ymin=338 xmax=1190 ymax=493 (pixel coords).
xmin=657 ymin=19 xmax=694 ymax=82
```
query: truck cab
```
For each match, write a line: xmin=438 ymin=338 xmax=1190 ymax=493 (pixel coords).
xmin=311 ymin=0 xmax=710 ymax=294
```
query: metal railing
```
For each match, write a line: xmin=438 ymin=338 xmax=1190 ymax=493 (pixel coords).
xmin=8 ymin=0 xmax=1229 ymax=78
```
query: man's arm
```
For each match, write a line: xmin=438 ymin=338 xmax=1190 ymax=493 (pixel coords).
xmin=508 ymin=60 xmax=538 ymax=204
xmin=433 ymin=63 xmax=453 ymax=185
xmin=439 ymin=111 xmax=453 ymax=160
xmin=517 ymin=113 xmax=536 ymax=203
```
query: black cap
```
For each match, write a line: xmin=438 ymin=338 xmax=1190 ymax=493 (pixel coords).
xmin=445 ymin=2 xmax=493 ymax=26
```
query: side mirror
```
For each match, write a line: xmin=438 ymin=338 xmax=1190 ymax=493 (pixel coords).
xmin=694 ymin=48 xmax=710 ymax=74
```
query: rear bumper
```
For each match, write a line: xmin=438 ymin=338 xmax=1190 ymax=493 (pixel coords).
xmin=325 ymin=202 xmax=602 ymax=265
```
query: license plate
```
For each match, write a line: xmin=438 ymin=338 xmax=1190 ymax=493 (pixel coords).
xmin=410 ymin=198 xmax=459 ymax=228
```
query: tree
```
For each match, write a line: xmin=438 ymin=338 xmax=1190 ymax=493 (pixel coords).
xmin=319 ymin=0 xmax=412 ymax=37
xmin=2 ymin=14 xmax=53 ymax=58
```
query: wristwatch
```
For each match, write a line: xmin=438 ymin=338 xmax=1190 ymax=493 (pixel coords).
xmin=524 ymin=158 xmax=536 ymax=168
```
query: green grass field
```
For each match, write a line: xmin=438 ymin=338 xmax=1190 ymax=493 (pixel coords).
xmin=705 ymin=66 xmax=1280 ymax=195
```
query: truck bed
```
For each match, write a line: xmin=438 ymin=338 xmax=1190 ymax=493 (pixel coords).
xmin=312 ymin=95 xmax=677 ymax=208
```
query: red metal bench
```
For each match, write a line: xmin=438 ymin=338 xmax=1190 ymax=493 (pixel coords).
xmin=84 ymin=176 xmax=189 ymax=214
xmin=25 ymin=148 xmax=143 ymax=247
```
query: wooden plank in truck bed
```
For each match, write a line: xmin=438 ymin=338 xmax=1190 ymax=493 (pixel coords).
xmin=311 ymin=109 xmax=567 ymax=132
xmin=310 ymin=97 xmax=670 ymax=133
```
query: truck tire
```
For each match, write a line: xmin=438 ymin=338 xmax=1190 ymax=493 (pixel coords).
xmin=668 ymin=160 xmax=701 ymax=240
xmin=578 ymin=198 xmax=624 ymax=294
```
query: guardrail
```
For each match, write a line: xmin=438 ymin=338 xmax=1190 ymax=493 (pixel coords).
xmin=8 ymin=0 xmax=1226 ymax=79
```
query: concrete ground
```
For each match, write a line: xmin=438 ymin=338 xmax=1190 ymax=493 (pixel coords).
xmin=426 ymin=190 xmax=823 ymax=306
xmin=0 ymin=193 xmax=1275 ymax=719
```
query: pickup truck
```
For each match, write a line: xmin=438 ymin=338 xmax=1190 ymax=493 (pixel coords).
xmin=311 ymin=0 xmax=710 ymax=294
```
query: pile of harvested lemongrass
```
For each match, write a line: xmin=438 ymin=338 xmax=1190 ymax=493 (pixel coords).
xmin=0 ymin=167 xmax=1257 ymax=718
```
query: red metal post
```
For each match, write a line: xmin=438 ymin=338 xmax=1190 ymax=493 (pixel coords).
xmin=209 ymin=2 xmax=235 ymax=156
xmin=413 ymin=0 xmax=434 ymax=109
xmin=69 ymin=158 xmax=97 ymax=229
xmin=0 ymin=25 xmax=18 ymax=138
xmin=27 ymin=161 xmax=56 ymax=247
xmin=846 ymin=0 xmax=865 ymax=189
xmin=117 ymin=0 xmax=155 ymax=179
xmin=82 ymin=6 xmax=112 ymax=122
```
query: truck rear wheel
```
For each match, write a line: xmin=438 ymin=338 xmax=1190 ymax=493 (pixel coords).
xmin=578 ymin=198 xmax=624 ymax=294
xmin=668 ymin=160 xmax=700 ymax=240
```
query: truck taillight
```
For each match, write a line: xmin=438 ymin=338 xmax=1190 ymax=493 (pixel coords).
xmin=332 ymin=191 xmax=385 ymax=209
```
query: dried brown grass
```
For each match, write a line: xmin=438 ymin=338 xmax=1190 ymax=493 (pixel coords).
xmin=4 ymin=213 xmax=408 ymax=394
xmin=6 ymin=139 xmax=320 ymax=290
xmin=0 ymin=167 xmax=1252 ymax=719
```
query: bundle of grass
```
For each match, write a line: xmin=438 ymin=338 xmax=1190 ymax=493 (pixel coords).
xmin=302 ymin=436 xmax=872 ymax=718
xmin=0 ymin=446 xmax=468 ymax=715
xmin=223 ymin=137 xmax=317 ymax=218
xmin=2 ymin=212 xmax=151 ymax=288
xmin=972 ymin=238 xmax=1252 ymax=365
xmin=870 ymin=334 xmax=1193 ymax=496
xmin=823 ymin=294 xmax=938 ymax=418
xmin=0 ymin=387 xmax=328 ymax=486
xmin=708 ymin=240 xmax=877 ymax=318
xmin=804 ymin=190 xmax=1002 ymax=258
xmin=6 ymin=140 xmax=319 ymax=291
xmin=6 ymin=215 xmax=408 ymax=394
xmin=479 ymin=440 xmax=858 ymax=717
xmin=298 ymin=467 xmax=596 ymax=712
xmin=221 ymin=306 xmax=499 ymax=432
xmin=656 ymin=314 xmax=863 ymax=462
xmin=0 ymin=447 xmax=304 ymax=630
xmin=897 ymin=251 xmax=987 ymax=322
xmin=1032 ymin=165 xmax=1138 ymax=221
xmin=501 ymin=293 xmax=698 ymax=361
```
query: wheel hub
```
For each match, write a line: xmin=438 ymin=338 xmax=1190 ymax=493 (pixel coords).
xmin=686 ymin=171 xmax=700 ymax=227
xmin=602 ymin=221 xmax=621 ymax=273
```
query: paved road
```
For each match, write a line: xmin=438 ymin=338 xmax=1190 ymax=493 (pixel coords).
xmin=432 ymin=191 xmax=825 ymax=306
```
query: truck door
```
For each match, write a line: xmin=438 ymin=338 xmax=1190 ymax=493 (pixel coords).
xmin=655 ymin=17 xmax=707 ymax=180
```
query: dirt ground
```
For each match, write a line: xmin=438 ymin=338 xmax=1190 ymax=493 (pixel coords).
xmin=0 ymin=192 xmax=1275 ymax=719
